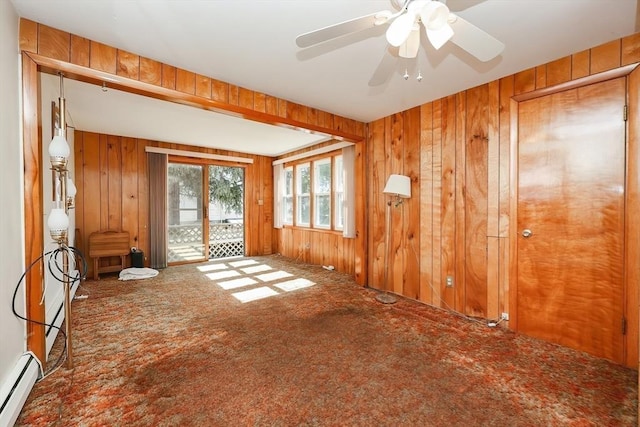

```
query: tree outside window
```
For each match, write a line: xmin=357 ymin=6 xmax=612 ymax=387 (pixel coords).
xmin=296 ymin=163 xmax=311 ymax=226
xmin=314 ymin=159 xmax=331 ymax=228
xmin=283 ymin=166 xmax=293 ymax=224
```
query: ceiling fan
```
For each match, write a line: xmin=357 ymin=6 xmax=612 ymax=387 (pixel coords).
xmin=296 ymin=0 xmax=504 ymax=62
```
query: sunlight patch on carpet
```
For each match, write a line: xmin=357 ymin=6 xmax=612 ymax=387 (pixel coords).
xmin=229 ymin=259 xmax=258 ymax=267
xmin=197 ymin=263 xmax=228 ymax=272
xmin=217 ymin=277 xmax=258 ymax=290
xmin=232 ymin=286 xmax=279 ymax=303
xmin=255 ymin=270 xmax=294 ymax=282
xmin=206 ymin=270 xmax=241 ymax=281
xmin=274 ymin=278 xmax=315 ymax=292
xmin=240 ymin=264 xmax=272 ymax=274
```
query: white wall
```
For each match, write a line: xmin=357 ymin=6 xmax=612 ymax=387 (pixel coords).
xmin=0 ymin=0 xmax=28 ymax=390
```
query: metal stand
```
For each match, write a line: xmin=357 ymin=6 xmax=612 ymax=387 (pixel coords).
xmin=376 ymin=200 xmax=397 ymax=304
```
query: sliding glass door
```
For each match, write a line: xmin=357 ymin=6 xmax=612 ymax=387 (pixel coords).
xmin=167 ymin=163 xmax=207 ymax=263
xmin=167 ymin=161 xmax=245 ymax=264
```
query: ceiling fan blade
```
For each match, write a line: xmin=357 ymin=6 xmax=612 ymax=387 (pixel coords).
xmin=448 ymin=14 xmax=505 ymax=62
xmin=296 ymin=11 xmax=392 ymax=48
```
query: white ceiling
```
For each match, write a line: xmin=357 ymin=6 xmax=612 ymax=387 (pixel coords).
xmin=13 ymin=0 xmax=640 ymax=155
xmin=40 ymin=73 xmax=331 ymax=157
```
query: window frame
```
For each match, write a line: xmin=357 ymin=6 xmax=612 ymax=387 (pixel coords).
xmin=281 ymin=150 xmax=344 ymax=232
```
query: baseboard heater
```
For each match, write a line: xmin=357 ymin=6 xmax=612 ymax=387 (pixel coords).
xmin=0 ymin=352 xmax=41 ymax=427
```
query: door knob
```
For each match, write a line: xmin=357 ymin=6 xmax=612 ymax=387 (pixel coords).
xmin=522 ymin=229 xmax=532 ymax=238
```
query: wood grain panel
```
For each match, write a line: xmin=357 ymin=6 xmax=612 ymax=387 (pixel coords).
xmin=535 ymin=65 xmax=547 ymax=90
xmin=440 ymin=96 xmax=456 ymax=308
xmin=195 ymin=75 xmax=212 ymax=99
xmin=81 ymin=132 xmax=102 ymax=274
xmin=404 ymin=107 xmax=421 ymax=300
xmin=498 ymin=77 xmax=514 ymax=238
xmin=107 ymin=136 xmax=123 ymax=230
xmin=486 ymin=81 xmax=501 ymax=318
xmin=117 ymin=50 xmax=139 ymax=80
xmin=546 ymin=56 xmax=572 ymax=87
xmin=121 ymin=137 xmax=139 ymax=256
xmin=590 ymin=39 xmax=621 ymax=74
xmin=38 ymin=25 xmax=69 ymax=61
xmin=99 ymin=135 xmax=110 ymax=229
xmin=211 ymin=79 xmax=229 ymax=103
xmin=70 ymin=35 xmax=90 ymax=67
xmin=514 ymin=68 xmax=535 ymax=95
xmin=176 ymin=69 xmax=195 ymax=95
xmin=622 ymin=32 xmax=640 ymax=65
xmin=278 ymin=99 xmax=287 ymax=119
xmin=162 ymin=64 xmax=176 ymax=90
xmin=140 ymin=57 xmax=162 ymax=86
xmin=464 ymin=85 xmax=489 ymax=317
xmin=19 ymin=18 xmax=37 ymax=53
xmin=571 ymin=50 xmax=590 ymax=80
xmin=254 ymin=92 xmax=266 ymax=113
xmin=454 ymin=92 xmax=467 ymax=312
xmin=265 ymin=95 xmax=278 ymax=116
xmin=137 ymin=139 xmax=150 ymax=264
xmin=73 ymin=131 xmax=85 ymax=254
xmin=229 ymin=85 xmax=239 ymax=106
xmin=239 ymin=88 xmax=254 ymax=110
xmin=89 ymin=41 xmax=117 ymax=74
xmin=419 ymin=103 xmax=434 ymax=304
xmin=432 ymin=100 xmax=443 ymax=306
xmin=389 ymin=113 xmax=405 ymax=295
xmin=368 ymin=118 xmax=387 ymax=288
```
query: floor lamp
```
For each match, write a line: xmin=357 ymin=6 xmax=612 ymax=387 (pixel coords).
xmin=47 ymin=73 xmax=75 ymax=368
xmin=376 ymin=174 xmax=411 ymax=304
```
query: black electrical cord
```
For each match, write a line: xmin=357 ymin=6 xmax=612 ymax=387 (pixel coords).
xmin=12 ymin=245 xmax=88 ymax=377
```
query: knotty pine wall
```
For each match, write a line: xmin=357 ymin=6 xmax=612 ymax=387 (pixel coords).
xmin=367 ymin=34 xmax=640 ymax=368
xmin=73 ymin=131 xmax=274 ymax=273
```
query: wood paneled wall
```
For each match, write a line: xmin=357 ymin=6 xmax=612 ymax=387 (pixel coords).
xmin=367 ymin=34 xmax=640 ymax=368
xmin=73 ymin=131 xmax=273 ymax=276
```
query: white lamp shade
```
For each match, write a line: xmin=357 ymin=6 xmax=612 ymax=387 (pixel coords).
xmin=383 ymin=174 xmax=411 ymax=198
xmin=421 ymin=2 xmax=453 ymax=50
xmin=48 ymin=134 xmax=70 ymax=159
xmin=67 ymin=177 xmax=77 ymax=198
xmin=47 ymin=207 xmax=69 ymax=232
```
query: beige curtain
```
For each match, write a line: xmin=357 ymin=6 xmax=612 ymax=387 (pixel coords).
xmin=273 ymin=163 xmax=283 ymax=229
xmin=342 ymin=145 xmax=356 ymax=238
xmin=148 ymin=152 xmax=167 ymax=269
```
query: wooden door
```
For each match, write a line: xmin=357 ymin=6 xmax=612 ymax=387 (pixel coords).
xmin=516 ymin=77 xmax=626 ymax=363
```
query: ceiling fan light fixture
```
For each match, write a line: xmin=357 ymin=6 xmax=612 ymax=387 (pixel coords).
xmin=386 ymin=11 xmax=417 ymax=47
xmin=421 ymin=1 xmax=453 ymax=49
xmin=399 ymin=24 xmax=420 ymax=58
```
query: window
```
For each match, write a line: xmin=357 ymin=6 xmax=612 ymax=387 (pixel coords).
xmin=277 ymin=149 xmax=351 ymax=233
xmin=314 ymin=159 xmax=331 ymax=228
xmin=296 ymin=163 xmax=311 ymax=226
xmin=283 ymin=166 xmax=293 ymax=225
xmin=334 ymin=155 xmax=344 ymax=230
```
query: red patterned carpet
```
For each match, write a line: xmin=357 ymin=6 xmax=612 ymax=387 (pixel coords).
xmin=17 ymin=255 xmax=637 ymax=426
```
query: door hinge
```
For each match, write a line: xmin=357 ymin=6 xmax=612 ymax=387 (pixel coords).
xmin=623 ymin=105 xmax=628 ymax=121
xmin=622 ymin=316 xmax=627 ymax=335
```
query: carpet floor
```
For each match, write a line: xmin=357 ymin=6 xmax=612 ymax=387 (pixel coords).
xmin=16 ymin=255 xmax=638 ymax=426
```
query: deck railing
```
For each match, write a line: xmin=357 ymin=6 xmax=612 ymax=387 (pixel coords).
xmin=168 ymin=222 xmax=244 ymax=262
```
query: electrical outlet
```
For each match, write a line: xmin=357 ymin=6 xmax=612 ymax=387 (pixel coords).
xmin=446 ymin=276 xmax=454 ymax=288
xmin=501 ymin=312 xmax=509 ymax=321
